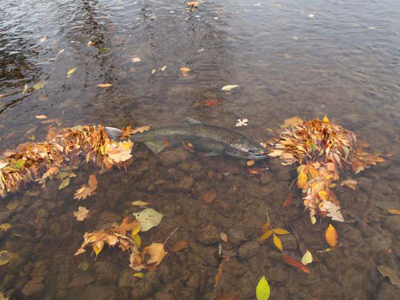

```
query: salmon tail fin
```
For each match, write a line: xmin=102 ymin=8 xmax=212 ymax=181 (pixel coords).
xmin=144 ymin=141 xmax=166 ymax=155
xmin=104 ymin=126 xmax=123 ymax=141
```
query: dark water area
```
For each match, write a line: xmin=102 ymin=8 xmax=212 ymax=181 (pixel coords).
xmin=1 ymin=0 xmax=400 ymax=299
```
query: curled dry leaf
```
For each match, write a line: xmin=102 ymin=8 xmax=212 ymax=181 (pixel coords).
xmin=325 ymin=224 xmax=338 ymax=247
xmin=142 ymin=243 xmax=167 ymax=266
xmin=74 ymin=206 xmax=90 ymax=221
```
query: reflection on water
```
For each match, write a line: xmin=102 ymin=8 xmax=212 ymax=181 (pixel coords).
xmin=1 ymin=0 xmax=400 ymax=299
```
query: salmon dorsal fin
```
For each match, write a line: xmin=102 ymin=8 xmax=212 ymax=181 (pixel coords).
xmin=104 ymin=126 xmax=123 ymax=141
xmin=184 ymin=117 xmax=202 ymax=125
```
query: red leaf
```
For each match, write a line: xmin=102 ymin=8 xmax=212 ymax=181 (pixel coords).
xmin=204 ymin=99 xmax=219 ymax=107
xmin=283 ymin=192 xmax=293 ymax=208
xmin=283 ymin=255 xmax=311 ymax=274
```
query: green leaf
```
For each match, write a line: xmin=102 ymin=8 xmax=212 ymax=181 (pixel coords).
xmin=256 ymin=276 xmax=270 ymax=300
xmin=33 ymin=82 xmax=45 ymax=90
xmin=13 ymin=159 xmax=25 ymax=169
xmin=99 ymin=48 xmax=111 ymax=53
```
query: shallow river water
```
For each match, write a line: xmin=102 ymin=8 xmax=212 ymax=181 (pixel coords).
xmin=1 ymin=0 xmax=400 ymax=299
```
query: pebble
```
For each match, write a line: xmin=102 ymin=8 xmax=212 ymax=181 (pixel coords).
xmin=196 ymin=223 xmax=220 ymax=245
xmin=238 ymin=241 xmax=261 ymax=259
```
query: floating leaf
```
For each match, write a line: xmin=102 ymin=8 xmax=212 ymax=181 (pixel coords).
xmin=235 ymin=118 xmax=248 ymax=127
xmin=58 ymin=177 xmax=70 ymax=190
xmin=67 ymin=67 xmax=76 ymax=77
xmin=322 ymin=115 xmax=329 ymax=122
xmin=35 ymin=115 xmax=47 ymax=119
xmin=133 ymin=208 xmax=163 ymax=232
xmin=273 ymin=234 xmax=283 ymax=252
xmin=281 ymin=116 xmax=303 ymax=128
xmin=0 ymin=223 xmax=11 ymax=232
xmin=142 ymin=243 xmax=167 ymax=266
xmin=221 ymin=85 xmax=239 ymax=91
xmin=325 ymin=224 xmax=338 ymax=247
xmin=13 ymin=159 xmax=25 ymax=169
xmin=261 ymin=222 xmax=270 ymax=231
xmin=301 ymin=250 xmax=313 ymax=265
xmin=97 ymin=83 xmax=112 ymax=88
xmin=256 ymin=276 xmax=270 ymax=300
xmin=180 ymin=67 xmax=190 ymax=76
xmin=274 ymin=228 xmax=290 ymax=235
xmin=74 ymin=206 xmax=90 ymax=221
xmin=33 ymin=82 xmax=45 ymax=90
xmin=257 ymin=229 xmax=273 ymax=242
xmin=74 ymin=185 xmax=94 ymax=200
xmin=132 ymin=201 xmax=149 ymax=207
xmin=322 ymin=201 xmax=344 ymax=222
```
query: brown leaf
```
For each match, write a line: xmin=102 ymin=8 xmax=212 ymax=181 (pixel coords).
xmin=202 ymin=191 xmax=216 ymax=204
xmin=340 ymin=179 xmax=358 ymax=190
xmin=377 ymin=265 xmax=400 ymax=288
xmin=142 ymin=243 xmax=167 ymax=267
xmin=88 ymin=174 xmax=98 ymax=191
xmin=74 ymin=185 xmax=94 ymax=200
xmin=388 ymin=209 xmax=400 ymax=215
xmin=325 ymin=224 xmax=338 ymax=247
xmin=281 ymin=116 xmax=303 ymax=128
xmin=113 ymin=217 xmax=140 ymax=235
xmin=74 ymin=206 xmax=90 ymax=221
xmin=171 ymin=240 xmax=189 ymax=252
xmin=220 ymin=232 xmax=228 ymax=243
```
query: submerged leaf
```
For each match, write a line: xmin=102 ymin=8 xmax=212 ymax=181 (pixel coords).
xmin=0 ymin=223 xmax=11 ymax=232
xmin=74 ymin=185 xmax=94 ymax=200
xmin=97 ymin=83 xmax=112 ymax=88
xmin=273 ymin=228 xmax=290 ymax=235
xmin=283 ymin=255 xmax=311 ymax=274
xmin=33 ymin=82 xmax=45 ymax=90
xmin=142 ymin=243 xmax=167 ymax=266
xmin=257 ymin=229 xmax=273 ymax=242
xmin=377 ymin=265 xmax=400 ymax=289
xmin=388 ymin=209 xmax=400 ymax=215
xmin=67 ymin=67 xmax=76 ymax=77
xmin=58 ymin=177 xmax=70 ymax=190
xmin=171 ymin=240 xmax=189 ymax=252
xmin=256 ymin=276 xmax=270 ymax=300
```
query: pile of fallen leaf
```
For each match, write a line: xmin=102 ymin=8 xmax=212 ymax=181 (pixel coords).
xmin=267 ymin=116 xmax=384 ymax=223
xmin=75 ymin=207 xmax=176 ymax=277
xmin=0 ymin=125 xmax=138 ymax=198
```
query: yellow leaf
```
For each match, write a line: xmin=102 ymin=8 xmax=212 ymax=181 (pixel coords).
xmin=132 ymin=234 xmax=141 ymax=246
xmin=134 ymin=272 xmax=144 ymax=278
xmin=132 ymin=201 xmax=149 ymax=207
xmin=93 ymin=241 xmax=104 ymax=256
xmin=301 ymin=250 xmax=313 ymax=265
xmin=221 ymin=84 xmax=239 ymax=91
xmin=132 ymin=57 xmax=141 ymax=63
xmin=40 ymin=35 xmax=48 ymax=42
xmin=318 ymin=190 xmax=328 ymax=201
xmin=0 ymin=223 xmax=11 ymax=232
xmin=256 ymin=276 xmax=270 ymax=300
xmin=325 ymin=224 xmax=338 ymax=247
xmin=97 ymin=83 xmax=112 ymax=88
xmin=161 ymin=65 xmax=167 ymax=71
xmin=388 ymin=209 xmax=400 ymax=215
xmin=180 ymin=67 xmax=190 ymax=76
xmin=33 ymin=82 xmax=45 ymax=90
xmin=297 ymin=172 xmax=308 ymax=189
xmin=261 ymin=222 xmax=270 ymax=231
xmin=67 ymin=67 xmax=76 ymax=76
xmin=130 ymin=223 xmax=141 ymax=237
xmin=58 ymin=177 xmax=70 ymax=190
xmin=273 ymin=234 xmax=283 ymax=252
xmin=257 ymin=229 xmax=273 ymax=242
xmin=323 ymin=115 xmax=330 ymax=123
xmin=274 ymin=228 xmax=290 ymax=235
xmin=35 ymin=115 xmax=47 ymax=119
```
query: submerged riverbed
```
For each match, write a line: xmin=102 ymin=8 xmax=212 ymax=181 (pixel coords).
xmin=1 ymin=0 xmax=400 ymax=299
